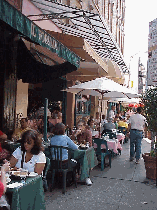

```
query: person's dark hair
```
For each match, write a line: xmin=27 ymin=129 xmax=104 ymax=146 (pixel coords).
xmin=137 ymin=107 xmax=142 ymax=113
xmin=87 ymin=119 xmax=94 ymax=126
xmin=21 ymin=129 xmax=43 ymax=155
xmin=20 ymin=118 xmax=28 ymax=122
xmin=119 ymin=116 xmax=122 ymax=120
xmin=102 ymin=115 xmax=105 ymax=119
xmin=53 ymin=123 xmax=65 ymax=135
xmin=90 ymin=116 xmax=94 ymax=120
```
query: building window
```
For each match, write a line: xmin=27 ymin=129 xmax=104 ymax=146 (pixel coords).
xmin=54 ymin=0 xmax=62 ymax=3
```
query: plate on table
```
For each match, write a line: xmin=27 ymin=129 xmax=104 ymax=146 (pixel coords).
xmin=7 ymin=182 xmax=24 ymax=188
xmin=10 ymin=171 xmax=28 ymax=180
xmin=79 ymin=144 xmax=88 ymax=150
xmin=28 ymin=172 xmax=38 ymax=177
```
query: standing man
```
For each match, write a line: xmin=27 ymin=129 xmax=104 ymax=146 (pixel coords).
xmin=127 ymin=107 xmax=146 ymax=164
xmin=108 ymin=105 xmax=116 ymax=119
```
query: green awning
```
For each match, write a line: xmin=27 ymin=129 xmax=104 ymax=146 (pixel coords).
xmin=0 ymin=0 xmax=80 ymax=68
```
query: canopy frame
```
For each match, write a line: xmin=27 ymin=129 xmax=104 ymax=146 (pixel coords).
xmin=28 ymin=0 xmax=129 ymax=74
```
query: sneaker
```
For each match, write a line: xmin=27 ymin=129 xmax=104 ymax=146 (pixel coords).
xmin=135 ymin=159 xmax=140 ymax=164
xmin=129 ymin=157 xmax=134 ymax=162
xmin=85 ymin=178 xmax=92 ymax=186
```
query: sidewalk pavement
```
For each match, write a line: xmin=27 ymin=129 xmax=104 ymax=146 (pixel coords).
xmin=45 ymin=139 xmax=157 ymax=210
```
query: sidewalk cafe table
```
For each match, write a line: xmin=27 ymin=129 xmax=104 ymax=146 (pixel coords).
xmin=116 ymin=133 xmax=125 ymax=144
xmin=44 ymin=145 xmax=98 ymax=182
xmin=6 ymin=175 xmax=45 ymax=210
xmin=94 ymin=139 xmax=122 ymax=154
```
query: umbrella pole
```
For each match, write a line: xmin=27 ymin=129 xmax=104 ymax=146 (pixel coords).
xmin=99 ymin=93 xmax=103 ymax=138
xmin=44 ymin=98 xmax=48 ymax=142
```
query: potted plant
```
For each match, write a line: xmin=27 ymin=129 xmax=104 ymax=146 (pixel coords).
xmin=142 ymin=87 xmax=157 ymax=180
xmin=142 ymin=143 xmax=156 ymax=180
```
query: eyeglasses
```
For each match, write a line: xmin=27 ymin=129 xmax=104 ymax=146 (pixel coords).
xmin=24 ymin=140 xmax=33 ymax=145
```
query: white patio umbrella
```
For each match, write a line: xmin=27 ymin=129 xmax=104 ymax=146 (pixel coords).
xmin=102 ymin=91 xmax=140 ymax=99
xmin=64 ymin=77 xmax=140 ymax=99
xmin=106 ymin=97 xmax=140 ymax=103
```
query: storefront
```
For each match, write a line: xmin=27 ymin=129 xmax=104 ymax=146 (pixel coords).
xmin=0 ymin=0 xmax=80 ymax=136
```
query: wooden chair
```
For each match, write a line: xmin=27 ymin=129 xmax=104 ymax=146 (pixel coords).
xmin=43 ymin=157 xmax=50 ymax=192
xmin=48 ymin=145 xmax=77 ymax=194
xmin=93 ymin=138 xmax=111 ymax=171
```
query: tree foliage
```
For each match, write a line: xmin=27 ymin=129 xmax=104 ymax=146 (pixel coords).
xmin=142 ymin=88 xmax=157 ymax=132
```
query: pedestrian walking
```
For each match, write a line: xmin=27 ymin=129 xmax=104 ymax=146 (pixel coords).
xmin=127 ymin=107 xmax=147 ymax=164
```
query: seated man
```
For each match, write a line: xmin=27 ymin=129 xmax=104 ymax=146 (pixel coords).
xmin=71 ymin=120 xmax=92 ymax=147
xmin=12 ymin=118 xmax=30 ymax=141
xmin=118 ymin=117 xmax=128 ymax=129
xmin=102 ymin=118 xmax=116 ymax=136
xmin=0 ymin=131 xmax=11 ymax=162
xmin=103 ymin=118 xmax=116 ymax=131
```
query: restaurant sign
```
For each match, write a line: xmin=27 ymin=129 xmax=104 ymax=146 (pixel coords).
xmin=0 ymin=0 xmax=80 ymax=68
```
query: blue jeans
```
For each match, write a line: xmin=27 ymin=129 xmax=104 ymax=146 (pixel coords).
xmin=130 ymin=129 xmax=143 ymax=160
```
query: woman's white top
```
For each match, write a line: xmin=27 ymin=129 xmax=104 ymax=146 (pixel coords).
xmin=12 ymin=147 xmax=46 ymax=173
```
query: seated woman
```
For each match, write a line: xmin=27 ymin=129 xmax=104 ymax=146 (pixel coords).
xmin=50 ymin=123 xmax=78 ymax=169
xmin=71 ymin=120 xmax=92 ymax=146
xmin=87 ymin=119 xmax=95 ymax=132
xmin=87 ymin=119 xmax=99 ymax=138
xmin=10 ymin=130 xmax=46 ymax=175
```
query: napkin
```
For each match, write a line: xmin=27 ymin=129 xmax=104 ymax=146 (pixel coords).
xmin=7 ymin=182 xmax=23 ymax=188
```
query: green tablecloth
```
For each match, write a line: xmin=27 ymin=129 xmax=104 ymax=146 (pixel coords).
xmin=71 ymin=147 xmax=98 ymax=180
xmin=6 ymin=176 xmax=45 ymax=210
xmin=44 ymin=146 xmax=98 ymax=181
